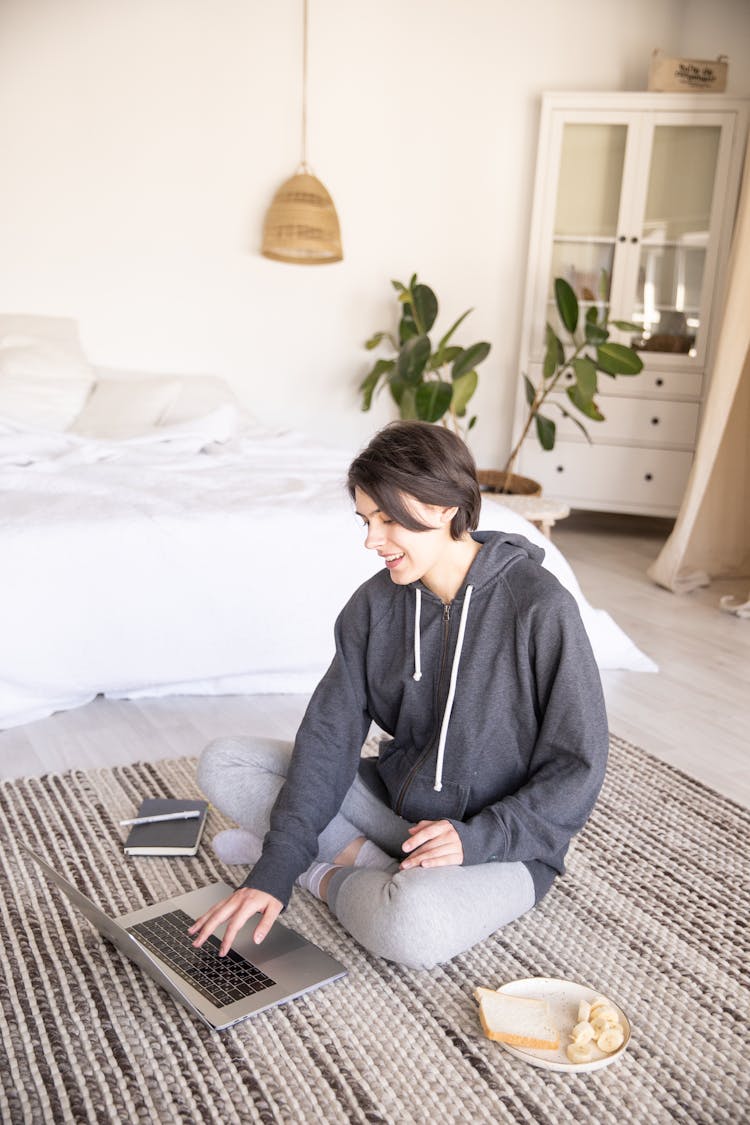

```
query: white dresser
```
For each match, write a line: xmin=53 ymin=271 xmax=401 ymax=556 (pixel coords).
xmin=513 ymin=92 xmax=748 ymax=516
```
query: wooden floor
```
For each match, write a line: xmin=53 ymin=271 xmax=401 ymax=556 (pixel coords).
xmin=2 ymin=511 xmax=749 ymax=808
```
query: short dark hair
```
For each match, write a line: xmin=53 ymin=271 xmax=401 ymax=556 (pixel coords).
xmin=347 ymin=421 xmax=481 ymax=540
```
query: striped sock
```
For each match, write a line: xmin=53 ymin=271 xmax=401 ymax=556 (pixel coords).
xmin=296 ymin=861 xmax=338 ymax=900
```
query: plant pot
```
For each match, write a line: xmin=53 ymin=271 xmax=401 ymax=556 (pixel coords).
xmin=477 ymin=469 xmax=542 ymax=497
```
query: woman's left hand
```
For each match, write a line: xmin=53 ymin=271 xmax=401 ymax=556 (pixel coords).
xmin=400 ymin=819 xmax=463 ymax=869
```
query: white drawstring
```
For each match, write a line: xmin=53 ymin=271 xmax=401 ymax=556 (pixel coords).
xmin=433 ymin=585 xmax=473 ymax=792
xmin=412 ymin=587 xmax=423 ymax=681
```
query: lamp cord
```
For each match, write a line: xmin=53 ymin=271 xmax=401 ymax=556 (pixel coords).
xmin=300 ymin=0 xmax=309 ymax=171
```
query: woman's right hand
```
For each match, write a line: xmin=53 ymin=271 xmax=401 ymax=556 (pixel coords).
xmin=188 ymin=886 xmax=283 ymax=956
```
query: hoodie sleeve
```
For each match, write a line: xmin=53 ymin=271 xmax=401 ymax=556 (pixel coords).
xmin=451 ymin=583 xmax=608 ymax=888
xmin=241 ymin=590 xmax=373 ymax=907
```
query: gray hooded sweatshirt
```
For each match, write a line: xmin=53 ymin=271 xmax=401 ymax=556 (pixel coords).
xmin=245 ymin=530 xmax=609 ymax=908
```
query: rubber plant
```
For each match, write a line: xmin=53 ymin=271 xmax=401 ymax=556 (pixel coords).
xmin=359 ymin=274 xmax=491 ymax=437
xmin=504 ymin=277 xmax=644 ymax=475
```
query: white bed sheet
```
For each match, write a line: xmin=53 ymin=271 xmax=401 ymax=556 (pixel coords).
xmin=0 ymin=412 xmax=656 ymax=730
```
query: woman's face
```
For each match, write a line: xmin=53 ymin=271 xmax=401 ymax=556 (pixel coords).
xmin=353 ymin=487 xmax=457 ymax=589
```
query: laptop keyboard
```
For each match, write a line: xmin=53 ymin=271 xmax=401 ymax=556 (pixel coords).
xmin=127 ymin=908 xmax=277 ymax=1009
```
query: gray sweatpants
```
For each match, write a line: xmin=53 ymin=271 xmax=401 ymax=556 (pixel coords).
xmin=197 ymin=736 xmax=536 ymax=971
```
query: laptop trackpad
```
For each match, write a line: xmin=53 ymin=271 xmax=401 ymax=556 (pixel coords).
xmin=242 ymin=920 xmax=308 ymax=963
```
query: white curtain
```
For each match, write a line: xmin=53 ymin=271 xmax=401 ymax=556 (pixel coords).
xmin=648 ymin=151 xmax=750 ymax=616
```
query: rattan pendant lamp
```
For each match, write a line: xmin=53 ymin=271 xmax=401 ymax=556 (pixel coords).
xmin=261 ymin=0 xmax=342 ymax=264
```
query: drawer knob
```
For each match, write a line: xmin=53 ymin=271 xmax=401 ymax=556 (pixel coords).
xmin=644 ymin=472 xmax=653 ymax=482
xmin=655 ymin=377 xmax=664 ymax=387
xmin=556 ymin=465 xmax=564 ymax=473
xmin=651 ymin=417 xmax=660 ymax=425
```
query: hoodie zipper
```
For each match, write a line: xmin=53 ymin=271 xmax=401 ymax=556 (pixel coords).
xmin=394 ymin=601 xmax=451 ymax=816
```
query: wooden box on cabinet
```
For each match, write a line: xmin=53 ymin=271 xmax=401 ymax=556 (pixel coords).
xmin=513 ymin=91 xmax=748 ymax=516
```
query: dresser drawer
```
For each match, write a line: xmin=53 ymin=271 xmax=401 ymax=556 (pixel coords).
xmin=553 ymin=365 xmax=704 ymax=400
xmin=518 ymin=441 xmax=693 ymax=514
xmin=548 ymin=393 xmax=700 ymax=447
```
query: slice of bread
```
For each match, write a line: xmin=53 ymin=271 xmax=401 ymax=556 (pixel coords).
xmin=477 ymin=990 xmax=559 ymax=1050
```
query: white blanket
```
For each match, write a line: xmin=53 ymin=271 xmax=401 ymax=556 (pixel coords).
xmin=0 ymin=414 xmax=656 ymax=730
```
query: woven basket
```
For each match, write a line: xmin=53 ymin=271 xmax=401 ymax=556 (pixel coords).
xmin=477 ymin=469 xmax=542 ymax=496
xmin=261 ymin=171 xmax=343 ymax=264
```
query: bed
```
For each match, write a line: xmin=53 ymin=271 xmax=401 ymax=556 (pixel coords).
xmin=0 ymin=315 xmax=656 ymax=731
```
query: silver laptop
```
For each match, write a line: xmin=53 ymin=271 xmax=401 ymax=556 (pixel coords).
xmin=21 ymin=843 xmax=347 ymax=1032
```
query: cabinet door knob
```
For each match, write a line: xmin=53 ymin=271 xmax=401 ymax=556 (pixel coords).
xmin=644 ymin=472 xmax=653 ymax=482
xmin=655 ymin=377 xmax=664 ymax=387
xmin=556 ymin=465 xmax=564 ymax=473
xmin=630 ymin=236 xmax=639 ymax=243
xmin=651 ymin=417 xmax=660 ymax=425
xmin=618 ymin=235 xmax=626 ymax=242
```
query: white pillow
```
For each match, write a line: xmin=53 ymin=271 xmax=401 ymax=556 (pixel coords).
xmin=94 ymin=367 xmax=239 ymax=426
xmin=0 ymin=338 xmax=95 ymax=430
xmin=161 ymin=375 xmax=239 ymax=425
xmin=0 ymin=313 xmax=82 ymax=350
xmin=70 ymin=377 xmax=183 ymax=439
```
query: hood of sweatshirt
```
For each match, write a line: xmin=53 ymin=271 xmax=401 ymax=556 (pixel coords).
xmin=407 ymin=531 xmax=547 ymax=793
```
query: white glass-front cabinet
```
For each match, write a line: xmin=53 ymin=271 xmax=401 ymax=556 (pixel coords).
xmin=513 ymin=92 xmax=748 ymax=515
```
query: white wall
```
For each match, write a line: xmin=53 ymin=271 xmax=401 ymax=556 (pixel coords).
xmin=0 ymin=0 xmax=748 ymax=467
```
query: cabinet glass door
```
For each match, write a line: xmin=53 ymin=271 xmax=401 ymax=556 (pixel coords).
xmin=548 ymin=123 xmax=628 ymax=336
xmin=629 ymin=125 xmax=721 ymax=359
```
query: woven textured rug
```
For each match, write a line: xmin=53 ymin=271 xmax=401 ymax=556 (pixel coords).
xmin=1 ymin=735 xmax=748 ymax=1124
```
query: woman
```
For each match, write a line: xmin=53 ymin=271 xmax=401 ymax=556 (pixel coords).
xmin=189 ymin=421 xmax=608 ymax=970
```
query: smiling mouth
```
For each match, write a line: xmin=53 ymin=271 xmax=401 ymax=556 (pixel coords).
xmin=382 ymin=553 xmax=405 ymax=568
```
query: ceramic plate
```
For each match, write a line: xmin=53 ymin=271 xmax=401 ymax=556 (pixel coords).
xmin=488 ymin=977 xmax=631 ymax=1073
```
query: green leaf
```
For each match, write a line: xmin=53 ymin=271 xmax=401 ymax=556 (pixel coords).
xmin=437 ymin=308 xmax=472 ymax=351
xmin=523 ymin=373 xmax=536 ymax=407
xmin=415 ymin=380 xmax=452 ymax=423
xmin=452 ymin=341 xmax=490 ymax=379
xmin=391 ymin=279 xmax=407 ymax=294
xmin=467 ymin=415 xmax=477 ymax=430
xmin=411 ymin=284 xmax=438 ymax=334
xmin=451 ymin=370 xmax=478 ymax=415
xmin=535 ymin=412 xmax=556 ymax=451
xmin=364 ymin=331 xmax=387 ymax=351
xmin=397 ymin=335 xmax=431 ymax=383
xmin=549 ymin=400 xmax=592 ymax=443
xmin=359 ymin=358 xmax=395 ymax=410
xmin=610 ymin=319 xmax=641 ymax=333
xmin=596 ymin=342 xmax=644 ymax=375
xmin=394 ymin=383 xmax=418 ymax=418
xmin=399 ymin=313 xmax=419 ymax=345
xmin=428 ymin=345 xmax=462 ymax=371
xmin=359 ymin=377 xmax=378 ymax=413
xmin=555 ymin=277 xmax=578 ymax=335
xmin=543 ymin=324 xmax=565 ymax=378
xmin=572 ymin=356 xmax=598 ymax=399
xmin=566 ymin=384 xmax=604 ymax=420
xmin=584 ymin=319 xmax=608 ymax=345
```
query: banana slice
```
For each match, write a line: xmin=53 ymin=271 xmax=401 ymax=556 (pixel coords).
xmin=597 ymin=1025 xmax=625 ymax=1054
xmin=566 ymin=1041 xmax=594 ymax=1064
xmin=577 ymin=1000 xmax=592 ymax=1023
xmin=570 ymin=1020 xmax=596 ymax=1045
xmin=591 ymin=1010 xmax=620 ymax=1034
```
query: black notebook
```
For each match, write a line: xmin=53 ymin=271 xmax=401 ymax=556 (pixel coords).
xmin=123 ymin=798 xmax=209 ymax=857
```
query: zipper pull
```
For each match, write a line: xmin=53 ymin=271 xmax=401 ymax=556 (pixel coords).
xmin=443 ymin=603 xmax=451 ymax=624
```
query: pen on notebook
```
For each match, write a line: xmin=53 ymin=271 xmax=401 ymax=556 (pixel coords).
xmin=119 ymin=810 xmax=202 ymax=827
